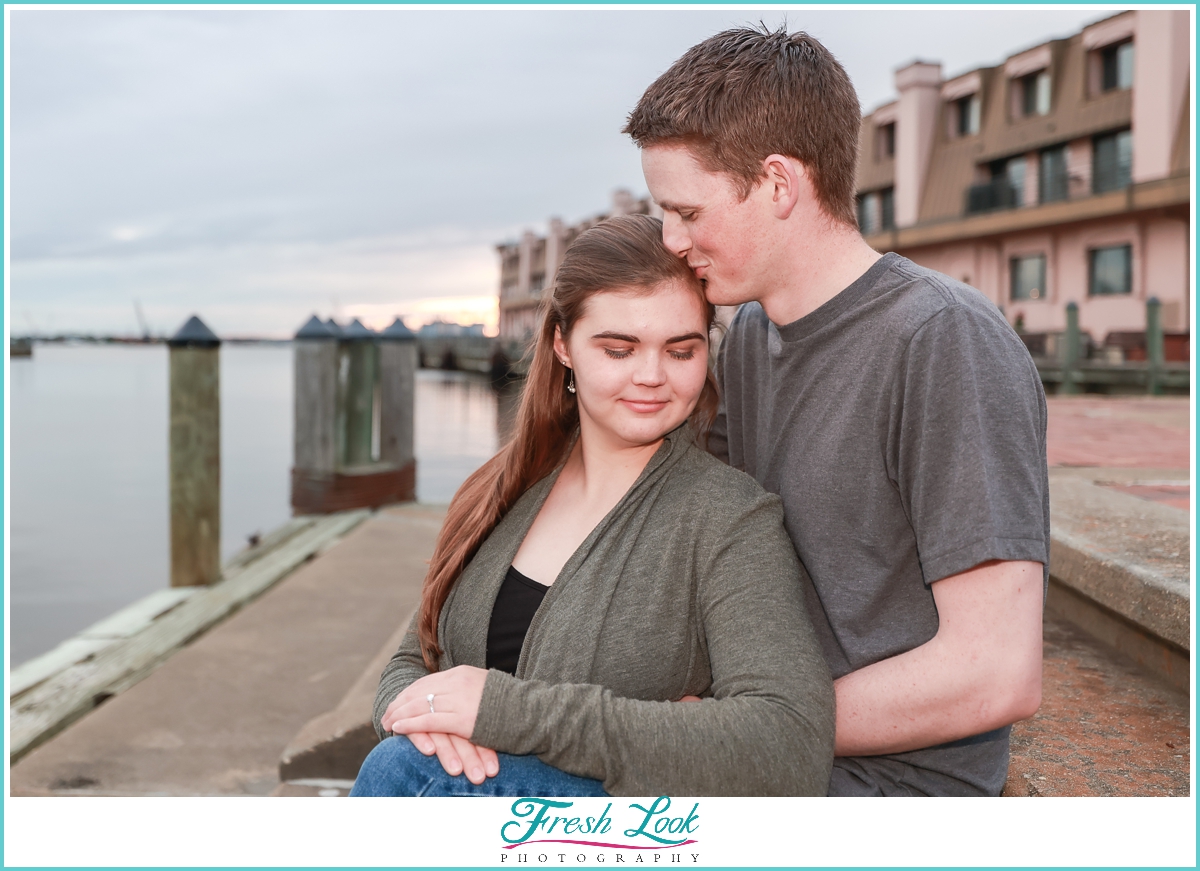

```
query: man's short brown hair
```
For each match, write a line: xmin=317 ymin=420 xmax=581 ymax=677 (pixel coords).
xmin=624 ymin=25 xmax=861 ymax=228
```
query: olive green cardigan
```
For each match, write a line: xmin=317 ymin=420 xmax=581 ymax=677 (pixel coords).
xmin=373 ymin=427 xmax=835 ymax=796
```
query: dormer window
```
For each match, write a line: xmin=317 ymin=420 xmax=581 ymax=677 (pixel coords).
xmin=876 ymin=122 xmax=895 ymax=160
xmin=955 ymin=94 xmax=980 ymax=136
xmin=1018 ymin=70 xmax=1051 ymax=117
xmin=1100 ymin=40 xmax=1134 ymax=91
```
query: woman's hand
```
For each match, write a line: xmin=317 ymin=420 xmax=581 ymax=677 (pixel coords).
xmin=406 ymin=731 xmax=500 ymax=785
xmin=382 ymin=665 xmax=489 ymax=742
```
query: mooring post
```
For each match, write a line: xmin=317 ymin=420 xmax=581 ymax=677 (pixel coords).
xmin=339 ymin=319 xmax=378 ymax=467
xmin=1061 ymin=302 xmax=1081 ymax=395
xmin=292 ymin=316 xmax=340 ymax=515
xmin=168 ymin=315 xmax=221 ymax=587
xmin=1146 ymin=296 xmax=1164 ymax=396
xmin=380 ymin=318 xmax=417 ymax=501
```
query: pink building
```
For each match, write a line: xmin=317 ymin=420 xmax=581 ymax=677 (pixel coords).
xmin=856 ymin=10 xmax=1190 ymax=355
xmin=497 ymin=191 xmax=661 ymax=346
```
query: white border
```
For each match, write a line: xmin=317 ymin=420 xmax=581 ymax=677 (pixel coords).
xmin=4 ymin=5 xmax=1195 ymax=869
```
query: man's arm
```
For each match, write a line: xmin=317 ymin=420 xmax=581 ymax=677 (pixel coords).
xmin=832 ymin=559 xmax=1043 ymax=757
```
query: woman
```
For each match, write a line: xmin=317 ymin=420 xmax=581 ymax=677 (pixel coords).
xmin=351 ymin=215 xmax=833 ymax=797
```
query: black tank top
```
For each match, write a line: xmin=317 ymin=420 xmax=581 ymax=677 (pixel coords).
xmin=485 ymin=565 xmax=549 ymax=674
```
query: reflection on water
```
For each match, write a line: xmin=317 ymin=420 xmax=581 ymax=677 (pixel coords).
xmin=9 ymin=344 xmax=519 ymax=665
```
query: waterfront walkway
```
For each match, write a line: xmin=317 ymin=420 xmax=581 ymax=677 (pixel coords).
xmin=9 ymin=396 xmax=1191 ymax=797
xmin=9 ymin=504 xmax=440 ymax=796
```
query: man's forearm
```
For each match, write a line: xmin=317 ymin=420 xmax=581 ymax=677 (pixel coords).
xmin=833 ymin=560 xmax=1044 ymax=757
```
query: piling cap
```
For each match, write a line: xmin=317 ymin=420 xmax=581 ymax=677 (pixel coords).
xmin=295 ymin=314 xmax=339 ymax=340
xmin=342 ymin=318 xmax=377 ymax=341
xmin=168 ymin=315 xmax=220 ymax=348
xmin=380 ymin=317 xmax=416 ymax=341
xmin=324 ymin=318 xmax=344 ymax=337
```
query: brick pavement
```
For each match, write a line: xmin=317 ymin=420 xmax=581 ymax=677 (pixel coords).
xmin=1046 ymin=395 xmax=1191 ymax=470
xmin=1009 ymin=394 xmax=1192 ymax=796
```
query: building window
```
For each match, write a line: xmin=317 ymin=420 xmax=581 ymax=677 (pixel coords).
xmin=858 ymin=187 xmax=895 ymax=235
xmin=1011 ymin=254 xmax=1047 ymax=301
xmin=955 ymin=94 xmax=980 ymax=136
xmin=1018 ymin=70 xmax=1051 ymax=117
xmin=1039 ymin=146 xmax=1068 ymax=203
xmin=1100 ymin=40 xmax=1134 ymax=91
xmin=876 ymin=122 xmax=895 ymax=160
xmin=1093 ymin=129 xmax=1132 ymax=193
xmin=1089 ymin=245 xmax=1133 ymax=296
xmin=966 ymin=156 xmax=1025 ymax=214
xmin=858 ymin=192 xmax=876 ymax=235
xmin=879 ymin=187 xmax=894 ymax=231
xmin=1005 ymin=157 xmax=1026 ymax=207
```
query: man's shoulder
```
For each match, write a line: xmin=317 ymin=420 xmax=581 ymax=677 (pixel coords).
xmin=725 ymin=255 xmax=1013 ymax=345
xmin=880 ymin=256 xmax=1011 ymax=335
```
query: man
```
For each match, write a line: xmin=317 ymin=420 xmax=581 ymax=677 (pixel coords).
xmin=626 ymin=26 xmax=1049 ymax=796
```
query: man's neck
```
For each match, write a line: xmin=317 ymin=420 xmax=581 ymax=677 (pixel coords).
xmin=757 ymin=226 xmax=884 ymax=327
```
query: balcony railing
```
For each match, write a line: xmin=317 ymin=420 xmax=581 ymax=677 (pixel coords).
xmin=1093 ymin=162 xmax=1131 ymax=194
xmin=965 ymin=178 xmax=1020 ymax=215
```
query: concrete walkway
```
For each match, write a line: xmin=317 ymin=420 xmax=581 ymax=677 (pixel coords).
xmin=9 ymin=504 xmax=442 ymax=796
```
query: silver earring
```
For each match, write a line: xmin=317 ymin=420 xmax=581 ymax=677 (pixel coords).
xmin=567 ymin=369 xmax=576 ymax=394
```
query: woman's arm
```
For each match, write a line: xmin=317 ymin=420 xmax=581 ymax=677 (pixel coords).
xmin=373 ymin=617 xmax=500 ymax=785
xmin=387 ymin=497 xmax=836 ymax=796
xmin=372 ymin=615 xmax=432 ymax=738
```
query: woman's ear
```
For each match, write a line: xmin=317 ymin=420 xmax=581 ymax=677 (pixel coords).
xmin=553 ymin=325 xmax=571 ymax=369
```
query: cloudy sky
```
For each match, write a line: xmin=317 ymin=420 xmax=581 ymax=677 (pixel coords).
xmin=9 ymin=7 xmax=1110 ymax=338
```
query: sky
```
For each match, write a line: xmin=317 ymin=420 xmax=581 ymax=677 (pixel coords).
xmin=8 ymin=6 xmax=1116 ymax=338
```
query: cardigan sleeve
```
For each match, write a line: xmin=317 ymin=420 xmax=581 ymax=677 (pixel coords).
xmin=372 ymin=614 xmax=432 ymax=739
xmin=470 ymin=496 xmax=836 ymax=796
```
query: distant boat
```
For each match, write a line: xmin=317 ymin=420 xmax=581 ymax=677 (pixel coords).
xmin=10 ymin=337 xmax=32 ymax=358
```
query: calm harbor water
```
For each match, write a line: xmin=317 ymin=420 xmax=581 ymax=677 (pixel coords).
xmin=9 ymin=343 xmax=514 ymax=666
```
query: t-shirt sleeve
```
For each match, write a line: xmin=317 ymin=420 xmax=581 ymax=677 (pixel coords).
xmin=892 ymin=303 xmax=1050 ymax=584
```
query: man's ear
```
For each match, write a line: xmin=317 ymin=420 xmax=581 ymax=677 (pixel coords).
xmin=761 ymin=154 xmax=805 ymax=220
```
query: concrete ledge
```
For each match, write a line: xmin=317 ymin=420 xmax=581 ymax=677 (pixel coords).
xmin=1048 ymin=476 xmax=1189 ymax=653
xmin=278 ymin=608 xmax=413 ymax=782
xmin=1046 ymin=579 xmax=1190 ymax=693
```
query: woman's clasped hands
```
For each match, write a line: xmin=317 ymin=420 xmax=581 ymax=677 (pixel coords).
xmin=381 ymin=665 xmax=498 ymax=784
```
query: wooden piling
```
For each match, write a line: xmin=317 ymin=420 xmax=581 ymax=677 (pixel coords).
xmin=380 ymin=318 xmax=417 ymax=488
xmin=168 ymin=316 xmax=221 ymax=587
xmin=293 ymin=316 xmax=340 ymax=478
xmin=292 ymin=316 xmax=414 ymax=513
xmin=1061 ymin=302 xmax=1082 ymax=395
xmin=1146 ymin=297 xmax=1164 ymax=396
xmin=340 ymin=319 xmax=378 ymax=467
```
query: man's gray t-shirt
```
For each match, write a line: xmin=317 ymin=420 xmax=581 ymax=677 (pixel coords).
xmin=710 ymin=252 xmax=1050 ymax=796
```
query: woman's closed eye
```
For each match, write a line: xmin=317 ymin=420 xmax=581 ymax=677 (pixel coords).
xmin=603 ymin=347 xmax=634 ymax=360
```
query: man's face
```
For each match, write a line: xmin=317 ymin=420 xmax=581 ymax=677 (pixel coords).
xmin=641 ymin=144 xmax=773 ymax=308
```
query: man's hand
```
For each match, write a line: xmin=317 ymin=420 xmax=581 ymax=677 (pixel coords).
xmin=833 ymin=559 xmax=1043 ymax=757
xmin=406 ymin=731 xmax=500 ymax=785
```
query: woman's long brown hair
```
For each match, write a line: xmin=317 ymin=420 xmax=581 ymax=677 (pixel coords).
xmin=416 ymin=214 xmax=719 ymax=670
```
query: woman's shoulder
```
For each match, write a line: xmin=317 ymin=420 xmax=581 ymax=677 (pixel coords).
xmin=670 ymin=440 xmax=784 ymax=518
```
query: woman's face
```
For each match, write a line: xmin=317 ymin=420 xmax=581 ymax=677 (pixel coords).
xmin=554 ymin=280 xmax=710 ymax=453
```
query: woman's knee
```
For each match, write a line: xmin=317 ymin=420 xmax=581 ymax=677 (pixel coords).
xmin=350 ymin=736 xmax=440 ymax=796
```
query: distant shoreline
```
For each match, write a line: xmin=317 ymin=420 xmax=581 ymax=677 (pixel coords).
xmin=11 ymin=336 xmax=293 ymax=345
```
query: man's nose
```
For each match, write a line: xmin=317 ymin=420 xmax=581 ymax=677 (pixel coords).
xmin=661 ymin=212 xmax=690 ymax=259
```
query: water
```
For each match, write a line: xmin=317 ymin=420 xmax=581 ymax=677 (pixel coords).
xmin=8 ymin=343 xmax=514 ymax=666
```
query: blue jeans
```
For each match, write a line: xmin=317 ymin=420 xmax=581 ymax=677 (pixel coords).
xmin=349 ymin=736 xmax=609 ymax=797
